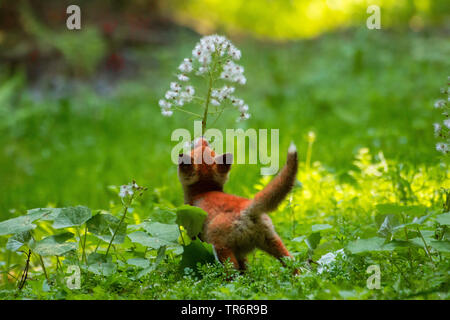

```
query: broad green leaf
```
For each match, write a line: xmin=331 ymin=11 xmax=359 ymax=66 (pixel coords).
xmin=180 ymin=239 xmax=216 ymax=271
xmin=292 ymin=235 xmax=306 ymax=243
xmin=436 ymin=212 xmax=450 ymax=226
xmin=305 ymin=232 xmax=321 ymax=250
xmin=346 ymin=237 xmax=386 ymax=254
xmin=86 ymin=253 xmax=116 ymax=276
xmin=176 ymin=205 xmax=207 ymax=238
xmin=142 ymin=222 xmax=179 ymax=243
xmin=382 ymin=240 xmax=421 ymax=251
xmin=377 ymin=215 xmax=400 ymax=239
xmin=151 ymin=208 xmax=177 ymax=224
xmin=27 ymin=208 xmax=61 ymax=221
xmin=127 ymin=258 xmax=150 ymax=269
xmin=52 ymin=206 xmax=92 ymax=229
xmin=311 ymin=224 xmax=333 ymax=232
xmin=137 ymin=265 xmax=155 ymax=279
xmin=394 ymin=214 xmax=431 ymax=230
xmin=87 ymin=213 xmax=126 ymax=244
xmin=128 ymin=231 xmax=171 ymax=249
xmin=429 ymin=240 xmax=450 ymax=253
xmin=30 ymin=232 xmax=77 ymax=256
xmin=6 ymin=231 xmax=32 ymax=252
xmin=0 ymin=210 xmax=51 ymax=236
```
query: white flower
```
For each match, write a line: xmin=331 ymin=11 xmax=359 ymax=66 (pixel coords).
xmin=239 ymin=104 xmax=249 ymax=113
xmin=436 ymin=142 xmax=448 ymax=153
xmin=162 ymin=109 xmax=173 ymax=117
xmin=444 ymin=119 xmax=450 ymax=129
xmin=434 ymin=99 xmax=446 ymax=109
xmin=159 ymin=99 xmax=172 ymax=109
xmin=220 ymin=60 xmax=246 ymax=84
xmin=178 ymin=58 xmax=193 ymax=73
xmin=211 ymin=99 xmax=220 ymax=106
xmin=237 ymin=112 xmax=251 ymax=122
xmin=165 ymin=90 xmax=178 ymax=100
xmin=170 ymin=82 xmax=181 ymax=91
xmin=119 ymin=184 xmax=134 ymax=198
xmin=178 ymin=74 xmax=189 ymax=82
xmin=433 ymin=123 xmax=442 ymax=137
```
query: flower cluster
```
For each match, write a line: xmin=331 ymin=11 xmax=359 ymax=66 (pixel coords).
xmin=158 ymin=34 xmax=250 ymax=123
xmin=433 ymin=78 xmax=449 ymax=155
xmin=118 ymin=180 xmax=147 ymax=199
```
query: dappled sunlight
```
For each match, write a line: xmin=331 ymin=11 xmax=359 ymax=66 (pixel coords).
xmin=168 ymin=0 xmax=441 ymax=39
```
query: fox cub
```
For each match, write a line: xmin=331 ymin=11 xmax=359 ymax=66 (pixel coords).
xmin=178 ymin=138 xmax=298 ymax=272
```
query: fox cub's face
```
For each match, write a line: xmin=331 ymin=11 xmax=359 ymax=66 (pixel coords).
xmin=178 ymin=138 xmax=233 ymax=188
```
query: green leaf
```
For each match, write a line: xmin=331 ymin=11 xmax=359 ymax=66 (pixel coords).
xmin=429 ymin=240 xmax=450 ymax=253
xmin=151 ymin=208 xmax=177 ymax=224
xmin=142 ymin=222 xmax=179 ymax=243
xmin=377 ymin=215 xmax=400 ymax=239
xmin=128 ymin=231 xmax=171 ymax=249
xmin=127 ymin=258 xmax=150 ymax=269
xmin=86 ymin=253 xmax=116 ymax=276
xmin=436 ymin=212 xmax=450 ymax=226
xmin=52 ymin=206 xmax=92 ymax=229
xmin=27 ymin=208 xmax=61 ymax=221
xmin=176 ymin=205 xmax=208 ymax=238
xmin=180 ymin=239 xmax=216 ymax=271
xmin=0 ymin=210 xmax=50 ymax=236
xmin=30 ymin=232 xmax=77 ymax=256
xmin=87 ymin=213 xmax=126 ymax=244
xmin=6 ymin=231 xmax=32 ymax=252
xmin=346 ymin=237 xmax=386 ymax=254
xmin=311 ymin=224 xmax=333 ymax=232
xmin=305 ymin=232 xmax=321 ymax=250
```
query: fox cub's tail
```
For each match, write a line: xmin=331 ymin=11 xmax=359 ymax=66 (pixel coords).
xmin=245 ymin=143 xmax=298 ymax=218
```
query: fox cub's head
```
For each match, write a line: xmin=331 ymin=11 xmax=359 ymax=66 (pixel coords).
xmin=178 ymin=138 xmax=233 ymax=189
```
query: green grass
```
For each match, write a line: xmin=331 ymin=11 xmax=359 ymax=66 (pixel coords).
xmin=0 ymin=28 xmax=449 ymax=299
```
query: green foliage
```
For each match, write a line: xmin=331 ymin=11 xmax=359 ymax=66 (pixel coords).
xmin=175 ymin=205 xmax=208 ymax=238
xmin=0 ymin=29 xmax=449 ymax=299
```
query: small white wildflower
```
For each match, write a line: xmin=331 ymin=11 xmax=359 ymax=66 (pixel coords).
xmin=161 ymin=109 xmax=173 ymax=117
xmin=436 ymin=142 xmax=448 ymax=153
xmin=159 ymin=99 xmax=172 ymax=109
xmin=211 ymin=99 xmax=220 ymax=106
xmin=170 ymin=82 xmax=181 ymax=92
xmin=434 ymin=99 xmax=446 ymax=109
xmin=178 ymin=58 xmax=193 ymax=73
xmin=177 ymin=74 xmax=189 ymax=82
xmin=239 ymin=104 xmax=249 ymax=113
xmin=444 ymin=119 xmax=450 ymax=129
xmin=119 ymin=184 xmax=134 ymax=198
xmin=433 ymin=123 xmax=442 ymax=137
xmin=237 ymin=112 xmax=251 ymax=122
xmin=165 ymin=90 xmax=178 ymax=100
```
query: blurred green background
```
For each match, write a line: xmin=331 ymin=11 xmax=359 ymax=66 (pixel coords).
xmin=0 ymin=0 xmax=449 ymax=219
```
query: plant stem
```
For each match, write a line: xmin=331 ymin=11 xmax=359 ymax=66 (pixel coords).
xmin=105 ymin=200 xmax=131 ymax=258
xmin=417 ymin=228 xmax=434 ymax=265
xmin=179 ymin=226 xmax=186 ymax=246
xmin=37 ymin=254 xmax=49 ymax=282
xmin=202 ymin=74 xmax=213 ymax=132
xmin=82 ymin=224 xmax=88 ymax=263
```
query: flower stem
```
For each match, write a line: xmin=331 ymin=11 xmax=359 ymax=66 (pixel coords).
xmin=202 ymin=74 xmax=213 ymax=132
xmin=105 ymin=199 xmax=131 ymax=258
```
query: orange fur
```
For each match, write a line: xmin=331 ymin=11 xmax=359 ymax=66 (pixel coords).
xmin=178 ymin=138 xmax=298 ymax=272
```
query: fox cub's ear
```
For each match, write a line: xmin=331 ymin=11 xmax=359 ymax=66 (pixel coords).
xmin=215 ymin=153 xmax=233 ymax=173
xmin=178 ymin=153 xmax=193 ymax=171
